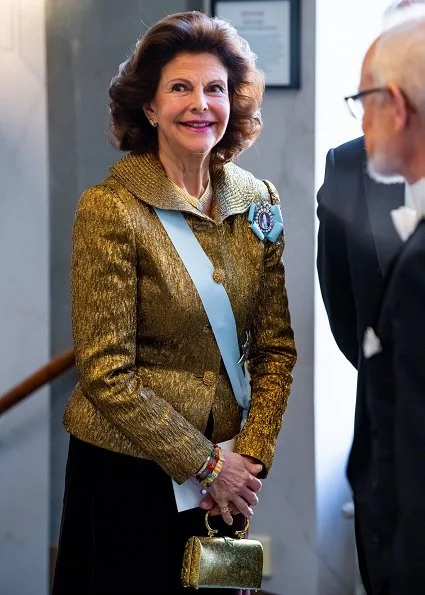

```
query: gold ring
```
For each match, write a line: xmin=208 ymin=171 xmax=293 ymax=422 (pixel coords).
xmin=219 ymin=505 xmax=230 ymax=513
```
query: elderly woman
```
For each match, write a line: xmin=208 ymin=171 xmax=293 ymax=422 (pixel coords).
xmin=52 ymin=10 xmax=296 ymax=595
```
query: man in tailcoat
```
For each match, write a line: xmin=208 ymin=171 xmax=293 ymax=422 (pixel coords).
xmin=320 ymin=16 xmax=425 ymax=594
xmin=317 ymin=138 xmax=404 ymax=594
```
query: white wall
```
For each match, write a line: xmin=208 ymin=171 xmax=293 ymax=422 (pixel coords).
xmin=0 ymin=0 xmax=50 ymax=594
xmin=315 ymin=1 xmax=390 ymax=594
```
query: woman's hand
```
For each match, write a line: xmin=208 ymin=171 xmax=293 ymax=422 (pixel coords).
xmin=199 ymin=451 xmax=262 ymax=525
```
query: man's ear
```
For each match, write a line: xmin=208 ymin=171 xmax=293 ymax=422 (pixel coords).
xmin=388 ymin=83 xmax=409 ymax=131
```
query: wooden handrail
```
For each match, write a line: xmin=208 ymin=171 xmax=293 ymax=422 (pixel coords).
xmin=0 ymin=349 xmax=75 ymax=415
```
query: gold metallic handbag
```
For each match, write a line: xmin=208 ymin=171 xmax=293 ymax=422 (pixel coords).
xmin=181 ymin=512 xmax=263 ymax=590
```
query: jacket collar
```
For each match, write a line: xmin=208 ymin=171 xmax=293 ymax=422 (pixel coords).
xmin=109 ymin=151 xmax=268 ymax=221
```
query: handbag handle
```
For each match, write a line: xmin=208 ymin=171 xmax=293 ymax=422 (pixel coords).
xmin=204 ymin=512 xmax=250 ymax=539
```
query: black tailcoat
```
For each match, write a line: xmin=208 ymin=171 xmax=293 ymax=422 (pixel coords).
xmin=362 ymin=220 xmax=425 ymax=594
xmin=317 ymin=136 xmax=406 ymax=594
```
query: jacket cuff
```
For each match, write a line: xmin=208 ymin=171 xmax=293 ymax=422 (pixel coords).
xmin=163 ymin=435 xmax=213 ymax=485
xmin=234 ymin=429 xmax=277 ymax=478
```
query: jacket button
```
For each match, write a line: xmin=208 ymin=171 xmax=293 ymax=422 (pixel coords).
xmin=202 ymin=371 xmax=216 ymax=386
xmin=212 ymin=269 xmax=225 ymax=284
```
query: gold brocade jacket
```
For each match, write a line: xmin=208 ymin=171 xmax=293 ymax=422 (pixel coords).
xmin=63 ymin=152 xmax=297 ymax=484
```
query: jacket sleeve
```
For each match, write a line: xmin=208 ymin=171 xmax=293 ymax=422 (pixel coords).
xmin=317 ymin=148 xmax=359 ymax=368
xmin=235 ymin=185 xmax=297 ymax=476
xmin=71 ymin=186 xmax=212 ymax=484
xmin=389 ymin=244 xmax=425 ymax=593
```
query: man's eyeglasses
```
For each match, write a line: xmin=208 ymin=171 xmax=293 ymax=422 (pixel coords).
xmin=344 ymin=87 xmax=388 ymax=120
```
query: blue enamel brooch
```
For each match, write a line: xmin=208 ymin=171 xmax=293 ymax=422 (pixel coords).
xmin=248 ymin=200 xmax=284 ymax=243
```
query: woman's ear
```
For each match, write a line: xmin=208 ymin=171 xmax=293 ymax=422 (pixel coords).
xmin=143 ymin=103 xmax=156 ymax=125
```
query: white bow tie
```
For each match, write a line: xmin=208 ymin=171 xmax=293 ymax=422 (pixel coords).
xmin=390 ymin=205 xmax=419 ymax=242
xmin=391 ymin=178 xmax=425 ymax=241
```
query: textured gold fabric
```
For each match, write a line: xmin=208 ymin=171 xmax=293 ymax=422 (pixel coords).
xmin=63 ymin=151 xmax=296 ymax=484
xmin=171 ymin=177 xmax=213 ymax=213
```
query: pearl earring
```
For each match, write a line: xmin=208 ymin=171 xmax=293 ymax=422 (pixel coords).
xmin=149 ymin=118 xmax=158 ymax=127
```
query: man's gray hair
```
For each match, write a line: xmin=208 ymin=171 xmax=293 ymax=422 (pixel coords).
xmin=383 ymin=1 xmax=425 ymax=31
xmin=370 ymin=17 xmax=425 ymax=117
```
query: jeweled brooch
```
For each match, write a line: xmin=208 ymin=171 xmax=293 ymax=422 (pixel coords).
xmin=248 ymin=200 xmax=284 ymax=242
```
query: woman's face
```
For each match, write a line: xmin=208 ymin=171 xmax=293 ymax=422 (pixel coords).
xmin=145 ymin=52 xmax=230 ymax=160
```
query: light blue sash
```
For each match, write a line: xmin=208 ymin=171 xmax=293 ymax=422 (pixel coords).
xmin=154 ymin=208 xmax=251 ymax=420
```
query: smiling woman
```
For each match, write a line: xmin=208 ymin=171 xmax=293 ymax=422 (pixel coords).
xmin=143 ymin=52 xmax=231 ymax=180
xmin=52 ymin=10 xmax=296 ymax=595
xmin=109 ymin=11 xmax=264 ymax=172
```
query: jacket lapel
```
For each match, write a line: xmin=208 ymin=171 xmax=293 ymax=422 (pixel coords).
xmin=109 ymin=152 xmax=268 ymax=221
xmin=362 ymin=156 xmax=404 ymax=277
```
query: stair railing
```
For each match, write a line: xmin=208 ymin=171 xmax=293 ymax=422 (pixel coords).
xmin=0 ymin=349 xmax=75 ymax=415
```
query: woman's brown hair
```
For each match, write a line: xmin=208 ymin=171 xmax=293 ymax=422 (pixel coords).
xmin=109 ymin=11 xmax=264 ymax=167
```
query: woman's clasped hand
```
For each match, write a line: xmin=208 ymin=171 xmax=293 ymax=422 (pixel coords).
xmin=199 ymin=450 xmax=263 ymax=525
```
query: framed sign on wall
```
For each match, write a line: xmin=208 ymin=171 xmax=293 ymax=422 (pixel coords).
xmin=211 ymin=0 xmax=301 ymax=89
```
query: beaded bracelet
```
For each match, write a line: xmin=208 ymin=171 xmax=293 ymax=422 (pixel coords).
xmin=197 ymin=446 xmax=220 ymax=480
xmin=196 ymin=446 xmax=225 ymax=494
xmin=196 ymin=445 xmax=219 ymax=477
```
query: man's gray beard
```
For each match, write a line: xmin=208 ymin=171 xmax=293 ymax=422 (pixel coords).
xmin=366 ymin=154 xmax=405 ymax=185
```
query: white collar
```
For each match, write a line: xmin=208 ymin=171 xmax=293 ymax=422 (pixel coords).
xmin=391 ymin=178 xmax=425 ymax=242
xmin=407 ymin=178 xmax=425 ymax=217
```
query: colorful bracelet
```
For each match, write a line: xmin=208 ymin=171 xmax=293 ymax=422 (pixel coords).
xmin=196 ymin=445 xmax=218 ymax=477
xmin=197 ymin=452 xmax=220 ymax=481
xmin=196 ymin=446 xmax=225 ymax=494
xmin=196 ymin=445 xmax=220 ymax=478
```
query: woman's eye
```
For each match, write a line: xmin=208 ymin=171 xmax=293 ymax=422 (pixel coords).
xmin=171 ymin=83 xmax=186 ymax=92
xmin=208 ymin=84 xmax=225 ymax=93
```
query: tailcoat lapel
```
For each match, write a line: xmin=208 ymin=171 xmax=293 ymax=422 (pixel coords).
xmin=361 ymin=153 xmax=404 ymax=277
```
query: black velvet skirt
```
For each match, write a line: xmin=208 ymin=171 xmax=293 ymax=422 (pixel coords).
xmin=52 ymin=435 xmax=246 ymax=595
